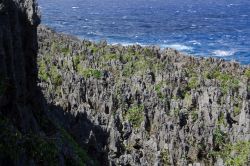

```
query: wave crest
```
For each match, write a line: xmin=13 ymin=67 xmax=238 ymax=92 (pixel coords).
xmin=162 ymin=44 xmax=193 ymax=51
xmin=213 ymin=50 xmax=235 ymax=57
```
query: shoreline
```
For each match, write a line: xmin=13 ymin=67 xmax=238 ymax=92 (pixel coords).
xmin=39 ymin=24 xmax=250 ymax=68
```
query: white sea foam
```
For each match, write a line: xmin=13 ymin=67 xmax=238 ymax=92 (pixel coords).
xmin=111 ymin=42 xmax=148 ymax=47
xmin=227 ymin=4 xmax=239 ymax=7
xmin=241 ymin=15 xmax=248 ymax=17
xmin=111 ymin=42 xmax=134 ymax=46
xmin=87 ymin=31 xmax=99 ymax=35
xmin=213 ymin=50 xmax=235 ymax=57
xmin=72 ymin=6 xmax=79 ymax=9
xmin=162 ymin=44 xmax=193 ymax=51
xmin=187 ymin=9 xmax=197 ymax=13
xmin=188 ymin=40 xmax=201 ymax=45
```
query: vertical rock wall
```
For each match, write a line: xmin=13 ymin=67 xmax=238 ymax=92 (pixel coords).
xmin=0 ymin=1 xmax=99 ymax=165
xmin=0 ymin=0 xmax=41 ymax=132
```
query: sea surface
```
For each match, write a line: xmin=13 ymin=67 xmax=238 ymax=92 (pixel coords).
xmin=38 ymin=0 xmax=250 ymax=64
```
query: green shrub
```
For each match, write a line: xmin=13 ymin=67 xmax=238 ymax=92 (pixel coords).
xmin=224 ymin=141 xmax=250 ymax=166
xmin=61 ymin=47 xmax=71 ymax=55
xmin=38 ymin=59 xmax=49 ymax=82
xmin=122 ymin=62 xmax=134 ymax=77
xmin=204 ymin=71 xmax=210 ymax=79
xmin=102 ymin=53 xmax=118 ymax=61
xmin=77 ymin=65 xmax=102 ymax=79
xmin=217 ymin=73 xmax=239 ymax=94
xmin=160 ymin=149 xmax=170 ymax=165
xmin=244 ymin=69 xmax=250 ymax=78
xmin=187 ymin=67 xmax=198 ymax=78
xmin=91 ymin=69 xmax=102 ymax=79
xmin=155 ymin=82 xmax=164 ymax=99
xmin=212 ymin=141 xmax=250 ymax=166
xmin=143 ymin=48 xmax=154 ymax=57
xmin=50 ymin=66 xmax=63 ymax=86
xmin=134 ymin=59 xmax=149 ymax=73
xmin=73 ymin=55 xmax=81 ymax=66
xmin=127 ymin=47 xmax=135 ymax=55
xmin=89 ymin=45 xmax=99 ymax=53
xmin=218 ymin=113 xmax=226 ymax=126
xmin=234 ymin=106 xmax=241 ymax=116
xmin=38 ymin=59 xmax=63 ymax=87
xmin=213 ymin=128 xmax=227 ymax=149
xmin=126 ymin=105 xmax=144 ymax=128
xmin=188 ymin=77 xmax=199 ymax=89
xmin=212 ymin=70 xmax=222 ymax=79
xmin=207 ymin=70 xmax=240 ymax=94
xmin=216 ymin=72 xmax=233 ymax=85
xmin=122 ymin=53 xmax=133 ymax=62
xmin=191 ymin=110 xmax=198 ymax=122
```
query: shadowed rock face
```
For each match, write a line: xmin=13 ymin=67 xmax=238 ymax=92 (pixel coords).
xmin=0 ymin=0 xmax=40 ymax=132
xmin=0 ymin=1 xmax=106 ymax=165
xmin=38 ymin=26 xmax=250 ymax=166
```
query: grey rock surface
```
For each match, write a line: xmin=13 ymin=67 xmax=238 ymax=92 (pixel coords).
xmin=37 ymin=25 xmax=250 ymax=166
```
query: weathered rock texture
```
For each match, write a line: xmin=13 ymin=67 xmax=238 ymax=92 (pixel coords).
xmin=1 ymin=0 xmax=250 ymax=165
xmin=38 ymin=26 xmax=250 ymax=166
xmin=0 ymin=1 xmax=100 ymax=165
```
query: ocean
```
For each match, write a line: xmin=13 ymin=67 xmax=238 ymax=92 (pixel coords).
xmin=38 ymin=0 xmax=250 ymax=64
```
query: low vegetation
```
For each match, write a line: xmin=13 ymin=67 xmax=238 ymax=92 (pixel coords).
xmin=211 ymin=140 xmax=250 ymax=166
xmin=77 ymin=65 xmax=102 ymax=79
xmin=126 ymin=105 xmax=144 ymax=128
xmin=188 ymin=77 xmax=199 ymax=89
xmin=37 ymin=28 xmax=250 ymax=165
xmin=244 ymin=69 xmax=250 ymax=78
xmin=155 ymin=81 xmax=165 ymax=99
xmin=220 ymin=141 xmax=250 ymax=166
xmin=206 ymin=69 xmax=240 ymax=94
xmin=160 ymin=149 xmax=170 ymax=165
xmin=0 ymin=115 xmax=92 ymax=166
xmin=213 ymin=128 xmax=227 ymax=150
xmin=38 ymin=58 xmax=62 ymax=86
xmin=211 ymin=127 xmax=250 ymax=166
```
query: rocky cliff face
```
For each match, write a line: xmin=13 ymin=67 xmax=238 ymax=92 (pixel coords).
xmin=0 ymin=1 xmax=99 ymax=165
xmin=0 ymin=0 xmax=40 ymax=131
xmin=38 ymin=26 xmax=250 ymax=166
xmin=1 ymin=0 xmax=250 ymax=165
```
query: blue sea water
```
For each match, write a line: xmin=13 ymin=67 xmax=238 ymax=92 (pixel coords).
xmin=38 ymin=0 xmax=250 ymax=64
